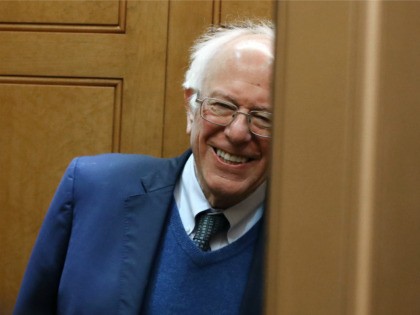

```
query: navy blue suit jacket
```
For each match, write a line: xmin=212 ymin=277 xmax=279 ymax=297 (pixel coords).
xmin=14 ymin=150 xmax=264 ymax=315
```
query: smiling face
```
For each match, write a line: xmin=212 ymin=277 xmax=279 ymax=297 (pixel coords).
xmin=185 ymin=35 xmax=273 ymax=209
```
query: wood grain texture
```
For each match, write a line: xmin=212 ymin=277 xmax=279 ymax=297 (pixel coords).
xmin=220 ymin=0 xmax=274 ymax=23
xmin=162 ymin=0 xmax=214 ymax=158
xmin=0 ymin=76 xmax=121 ymax=314
xmin=0 ymin=0 xmax=126 ymax=33
xmin=119 ymin=0 xmax=169 ymax=155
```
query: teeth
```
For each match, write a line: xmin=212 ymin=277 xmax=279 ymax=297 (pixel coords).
xmin=216 ymin=149 xmax=249 ymax=164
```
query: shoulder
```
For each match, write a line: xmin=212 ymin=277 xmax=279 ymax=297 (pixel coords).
xmin=69 ymin=150 xmax=191 ymax=187
xmin=74 ymin=153 xmax=166 ymax=172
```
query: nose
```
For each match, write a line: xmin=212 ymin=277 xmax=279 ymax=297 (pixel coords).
xmin=224 ymin=112 xmax=252 ymax=143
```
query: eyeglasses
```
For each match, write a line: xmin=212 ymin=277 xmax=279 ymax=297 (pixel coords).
xmin=196 ymin=96 xmax=272 ymax=138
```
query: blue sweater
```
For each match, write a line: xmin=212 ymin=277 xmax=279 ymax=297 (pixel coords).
xmin=142 ymin=201 xmax=260 ymax=315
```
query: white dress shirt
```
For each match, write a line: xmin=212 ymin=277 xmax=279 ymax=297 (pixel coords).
xmin=174 ymin=155 xmax=266 ymax=251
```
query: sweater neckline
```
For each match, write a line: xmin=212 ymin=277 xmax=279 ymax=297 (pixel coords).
xmin=168 ymin=200 xmax=262 ymax=266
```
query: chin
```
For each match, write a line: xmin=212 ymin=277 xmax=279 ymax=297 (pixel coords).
xmin=206 ymin=182 xmax=252 ymax=207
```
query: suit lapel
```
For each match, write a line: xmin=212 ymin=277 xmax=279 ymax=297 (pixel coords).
xmin=118 ymin=187 xmax=174 ymax=314
xmin=118 ymin=150 xmax=191 ymax=315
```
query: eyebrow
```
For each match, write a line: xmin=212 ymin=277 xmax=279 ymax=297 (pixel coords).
xmin=209 ymin=93 xmax=271 ymax=112
xmin=208 ymin=91 xmax=232 ymax=102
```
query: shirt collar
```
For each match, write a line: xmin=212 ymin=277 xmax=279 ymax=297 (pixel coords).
xmin=174 ymin=154 xmax=265 ymax=243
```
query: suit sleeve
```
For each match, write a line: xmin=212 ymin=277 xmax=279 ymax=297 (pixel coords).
xmin=13 ymin=158 xmax=78 ymax=315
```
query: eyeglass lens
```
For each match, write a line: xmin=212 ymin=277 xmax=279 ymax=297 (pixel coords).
xmin=201 ymin=98 xmax=271 ymax=137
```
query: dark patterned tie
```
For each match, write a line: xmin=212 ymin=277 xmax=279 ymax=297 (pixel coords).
xmin=193 ymin=212 xmax=230 ymax=251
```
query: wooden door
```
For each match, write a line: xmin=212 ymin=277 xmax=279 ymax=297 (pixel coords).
xmin=266 ymin=1 xmax=420 ymax=314
xmin=0 ymin=0 xmax=273 ymax=312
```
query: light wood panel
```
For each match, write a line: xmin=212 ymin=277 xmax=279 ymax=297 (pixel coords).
xmin=220 ymin=0 xmax=274 ymax=23
xmin=162 ymin=0 xmax=214 ymax=157
xmin=0 ymin=0 xmax=126 ymax=33
xmin=0 ymin=76 xmax=122 ymax=314
xmin=0 ymin=0 xmax=119 ymax=24
xmin=0 ymin=1 xmax=169 ymax=155
xmin=118 ymin=0 xmax=169 ymax=155
xmin=266 ymin=1 xmax=420 ymax=314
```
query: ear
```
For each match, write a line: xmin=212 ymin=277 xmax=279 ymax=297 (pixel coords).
xmin=184 ymin=88 xmax=195 ymax=134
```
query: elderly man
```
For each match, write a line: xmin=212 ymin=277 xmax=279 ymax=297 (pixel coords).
xmin=14 ymin=21 xmax=274 ymax=315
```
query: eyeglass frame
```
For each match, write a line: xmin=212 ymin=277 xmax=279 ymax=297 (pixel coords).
xmin=195 ymin=95 xmax=272 ymax=138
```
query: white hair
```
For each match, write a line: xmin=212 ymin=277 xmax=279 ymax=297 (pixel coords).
xmin=183 ymin=20 xmax=275 ymax=113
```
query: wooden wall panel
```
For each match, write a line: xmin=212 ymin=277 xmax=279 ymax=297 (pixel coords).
xmin=119 ymin=0 xmax=169 ymax=156
xmin=220 ymin=0 xmax=274 ymax=23
xmin=162 ymin=0 xmax=214 ymax=157
xmin=0 ymin=76 xmax=122 ymax=314
xmin=0 ymin=0 xmax=126 ymax=33
xmin=0 ymin=1 xmax=168 ymax=156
